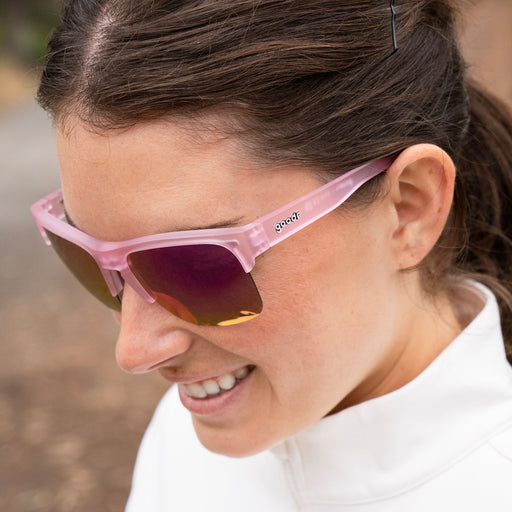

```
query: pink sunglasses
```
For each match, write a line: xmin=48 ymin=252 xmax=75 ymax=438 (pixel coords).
xmin=31 ymin=157 xmax=392 ymax=326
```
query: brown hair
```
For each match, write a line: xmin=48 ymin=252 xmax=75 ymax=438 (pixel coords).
xmin=38 ymin=0 xmax=512 ymax=361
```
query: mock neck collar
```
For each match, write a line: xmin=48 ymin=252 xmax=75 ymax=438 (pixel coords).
xmin=271 ymin=283 xmax=512 ymax=505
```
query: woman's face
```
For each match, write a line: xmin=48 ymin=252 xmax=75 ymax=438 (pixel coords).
xmin=57 ymin=118 xmax=404 ymax=456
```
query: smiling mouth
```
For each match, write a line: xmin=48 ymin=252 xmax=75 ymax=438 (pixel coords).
xmin=178 ymin=365 xmax=255 ymax=399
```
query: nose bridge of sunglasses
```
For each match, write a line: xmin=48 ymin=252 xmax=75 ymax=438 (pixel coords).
xmin=118 ymin=267 xmax=157 ymax=304
xmin=102 ymin=268 xmax=124 ymax=296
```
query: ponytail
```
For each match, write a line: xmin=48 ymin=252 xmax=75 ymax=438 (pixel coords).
xmin=454 ymin=81 xmax=512 ymax=362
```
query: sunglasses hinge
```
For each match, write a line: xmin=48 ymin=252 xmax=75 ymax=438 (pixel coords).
xmin=249 ymin=224 xmax=270 ymax=253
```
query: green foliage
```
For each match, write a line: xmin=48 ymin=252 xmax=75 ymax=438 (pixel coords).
xmin=0 ymin=0 xmax=63 ymax=63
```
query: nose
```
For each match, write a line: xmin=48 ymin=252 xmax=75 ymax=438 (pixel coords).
xmin=115 ymin=284 xmax=194 ymax=373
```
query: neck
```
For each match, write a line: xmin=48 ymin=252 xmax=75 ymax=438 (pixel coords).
xmin=330 ymin=274 xmax=467 ymax=414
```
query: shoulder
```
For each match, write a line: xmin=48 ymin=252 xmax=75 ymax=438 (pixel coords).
xmin=428 ymin=422 xmax=512 ymax=509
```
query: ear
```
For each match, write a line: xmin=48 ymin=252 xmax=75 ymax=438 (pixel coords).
xmin=387 ymin=144 xmax=455 ymax=270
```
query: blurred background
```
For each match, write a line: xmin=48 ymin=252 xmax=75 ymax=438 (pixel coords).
xmin=1 ymin=1 xmax=512 ymax=511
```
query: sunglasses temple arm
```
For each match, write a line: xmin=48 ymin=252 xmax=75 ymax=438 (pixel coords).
xmin=253 ymin=157 xmax=393 ymax=254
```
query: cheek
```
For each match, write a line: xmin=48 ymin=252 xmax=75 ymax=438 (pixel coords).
xmin=219 ymin=245 xmax=343 ymax=382
xmin=230 ymin=217 xmax=393 ymax=381
xmin=253 ymin=222 xmax=380 ymax=332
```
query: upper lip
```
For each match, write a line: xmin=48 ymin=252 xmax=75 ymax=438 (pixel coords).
xmin=158 ymin=364 xmax=252 ymax=385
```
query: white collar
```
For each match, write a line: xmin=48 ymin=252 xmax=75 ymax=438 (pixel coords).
xmin=271 ymin=283 xmax=512 ymax=505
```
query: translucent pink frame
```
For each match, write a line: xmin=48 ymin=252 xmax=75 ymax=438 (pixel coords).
xmin=31 ymin=157 xmax=392 ymax=305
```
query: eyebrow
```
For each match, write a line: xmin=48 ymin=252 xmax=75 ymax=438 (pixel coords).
xmin=64 ymin=206 xmax=244 ymax=234
xmin=177 ymin=217 xmax=245 ymax=231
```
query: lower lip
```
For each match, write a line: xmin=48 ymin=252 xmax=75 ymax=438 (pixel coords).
xmin=177 ymin=369 xmax=255 ymax=416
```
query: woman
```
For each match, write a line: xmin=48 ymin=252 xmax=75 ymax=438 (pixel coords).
xmin=32 ymin=0 xmax=512 ymax=510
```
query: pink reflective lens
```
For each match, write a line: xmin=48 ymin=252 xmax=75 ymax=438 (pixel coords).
xmin=128 ymin=244 xmax=262 ymax=325
xmin=45 ymin=229 xmax=122 ymax=311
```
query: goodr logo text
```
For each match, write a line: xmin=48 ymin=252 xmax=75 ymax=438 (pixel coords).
xmin=275 ymin=211 xmax=300 ymax=233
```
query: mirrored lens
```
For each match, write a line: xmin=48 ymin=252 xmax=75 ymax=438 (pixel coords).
xmin=128 ymin=244 xmax=262 ymax=326
xmin=45 ymin=229 xmax=121 ymax=311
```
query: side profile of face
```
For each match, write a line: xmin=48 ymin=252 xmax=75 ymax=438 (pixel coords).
xmin=56 ymin=116 xmax=461 ymax=456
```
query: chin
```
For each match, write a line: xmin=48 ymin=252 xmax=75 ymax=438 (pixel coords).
xmin=192 ymin=418 xmax=276 ymax=458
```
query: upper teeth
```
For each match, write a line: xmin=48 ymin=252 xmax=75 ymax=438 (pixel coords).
xmin=179 ymin=366 xmax=252 ymax=399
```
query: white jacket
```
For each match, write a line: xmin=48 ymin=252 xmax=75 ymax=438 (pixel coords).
xmin=126 ymin=284 xmax=512 ymax=511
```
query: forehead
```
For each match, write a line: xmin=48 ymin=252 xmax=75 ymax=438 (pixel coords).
xmin=56 ymin=117 xmax=319 ymax=240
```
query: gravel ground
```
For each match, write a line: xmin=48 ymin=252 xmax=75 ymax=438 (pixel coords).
xmin=0 ymin=100 xmax=168 ymax=511
xmin=1 ymin=2 xmax=511 ymax=511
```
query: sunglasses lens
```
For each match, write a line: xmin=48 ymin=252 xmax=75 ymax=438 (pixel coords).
xmin=44 ymin=230 xmax=121 ymax=311
xmin=128 ymin=244 xmax=262 ymax=326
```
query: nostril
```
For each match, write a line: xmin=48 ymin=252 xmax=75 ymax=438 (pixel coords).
xmin=115 ymin=324 xmax=195 ymax=375
xmin=116 ymin=341 xmax=193 ymax=374
xmin=148 ymin=356 xmax=181 ymax=371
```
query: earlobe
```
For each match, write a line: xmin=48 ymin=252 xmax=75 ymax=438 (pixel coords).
xmin=387 ymin=144 xmax=456 ymax=270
